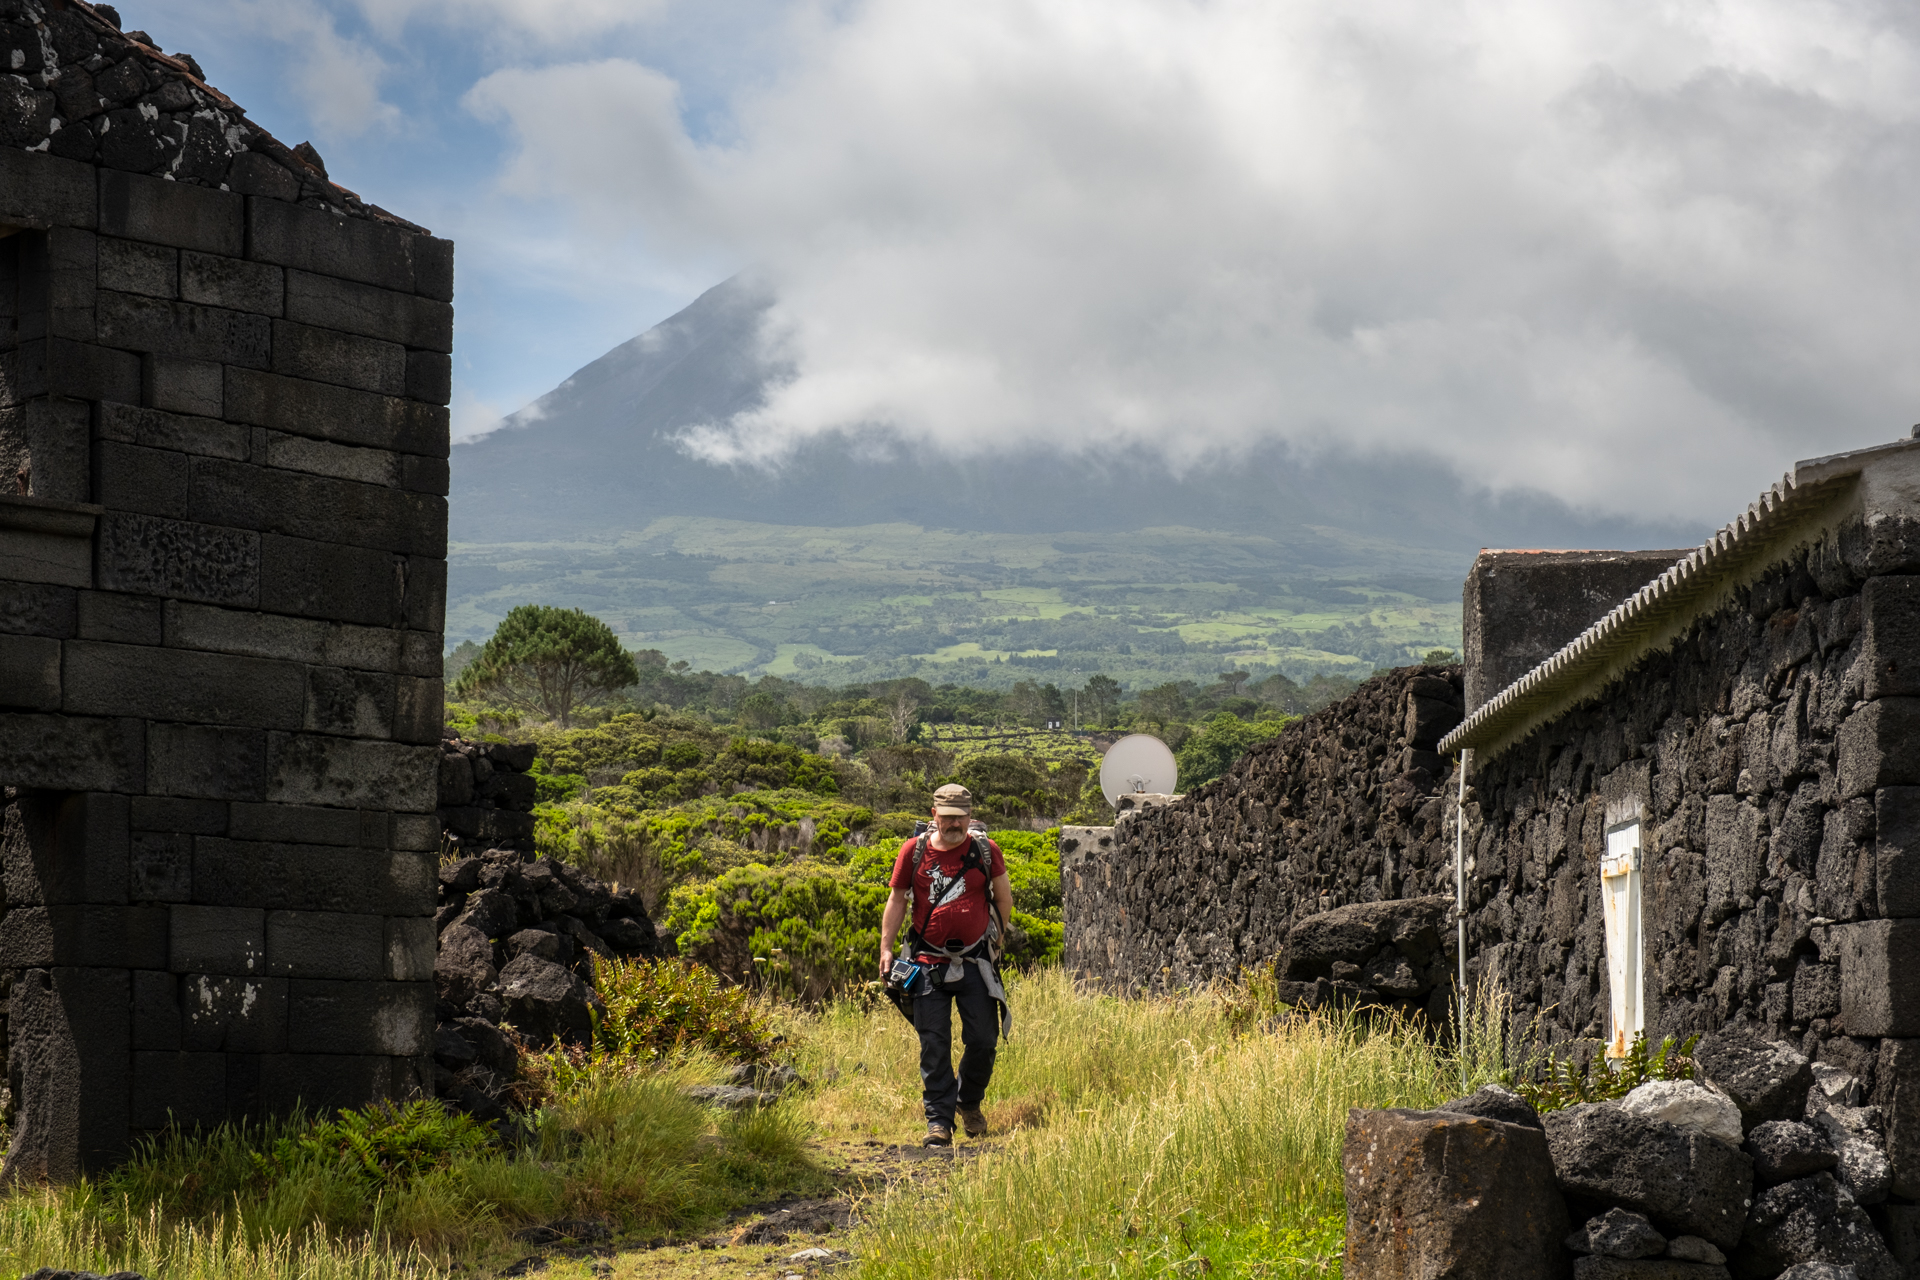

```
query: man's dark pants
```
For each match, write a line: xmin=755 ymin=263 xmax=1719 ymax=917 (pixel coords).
xmin=912 ymin=962 xmax=998 ymax=1126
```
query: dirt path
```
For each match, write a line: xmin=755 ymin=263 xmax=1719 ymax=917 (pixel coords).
xmin=495 ymin=1135 xmax=988 ymax=1280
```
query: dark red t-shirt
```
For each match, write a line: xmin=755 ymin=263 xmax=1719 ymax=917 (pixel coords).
xmin=890 ymin=836 xmax=1006 ymax=950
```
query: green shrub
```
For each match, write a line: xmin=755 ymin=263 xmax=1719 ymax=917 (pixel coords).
xmin=667 ymin=862 xmax=889 ymax=1003
xmin=1175 ymin=711 xmax=1293 ymax=789
xmin=593 ymin=957 xmax=777 ymax=1063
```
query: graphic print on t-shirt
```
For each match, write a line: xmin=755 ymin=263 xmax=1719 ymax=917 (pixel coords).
xmin=925 ymin=864 xmax=969 ymax=914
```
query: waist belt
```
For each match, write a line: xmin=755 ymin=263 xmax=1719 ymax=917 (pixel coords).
xmin=913 ymin=936 xmax=1012 ymax=1041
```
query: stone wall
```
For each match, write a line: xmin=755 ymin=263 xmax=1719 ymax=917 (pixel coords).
xmin=1457 ymin=541 xmax=1920 ymax=1190
xmin=0 ymin=2 xmax=451 ymax=1178
xmin=1463 ymin=549 xmax=1692 ymax=712
xmin=1061 ymin=664 xmax=1463 ymax=993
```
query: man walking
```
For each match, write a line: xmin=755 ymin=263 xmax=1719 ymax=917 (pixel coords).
xmin=879 ymin=783 xmax=1015 ymax=1147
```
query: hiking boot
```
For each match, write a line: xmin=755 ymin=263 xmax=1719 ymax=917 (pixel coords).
xmin=958 ymin=1106 xmax=989 ymax=1137
xmin=923 ymin=1121 xmax=953 ymax=1148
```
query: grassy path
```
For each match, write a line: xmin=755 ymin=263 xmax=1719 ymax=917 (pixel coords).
xmin=0 ymin=970 xmax=1477 ymax=1280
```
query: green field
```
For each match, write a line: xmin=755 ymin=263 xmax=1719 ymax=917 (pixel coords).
xmin=448 ymin=517 xmax=1467 ymax=688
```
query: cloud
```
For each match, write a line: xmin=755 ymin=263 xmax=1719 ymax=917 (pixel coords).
xmin=164 ymin=0 xmax=398 ymax=139
xmin=351 ymin=0 xmax=672 ymax=45
xmin=466 ymin=0 xmax=1920 ymax=522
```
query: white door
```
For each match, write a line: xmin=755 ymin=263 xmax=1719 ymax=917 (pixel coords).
xmin=1601 ymin=822 xmax=1643 ymax=1059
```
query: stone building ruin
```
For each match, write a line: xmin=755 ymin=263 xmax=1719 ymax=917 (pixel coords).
xmin=0 ymin=0 xmax=451 ymax=1179
xmin=1063 ymin=430 xmax=1920 ymax=1212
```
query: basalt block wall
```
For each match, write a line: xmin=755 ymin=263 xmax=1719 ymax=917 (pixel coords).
xmin=0 ymin=122 xmax=452 ymax=1176
xmin=1458 ymin=535 xmax=1920 ymax=1193
xmin=1061 ymin=665 xmax=1465 ymax=992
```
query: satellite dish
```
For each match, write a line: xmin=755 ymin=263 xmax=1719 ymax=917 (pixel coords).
xmin=1100 ymin=734 xmax=1178 ymax=807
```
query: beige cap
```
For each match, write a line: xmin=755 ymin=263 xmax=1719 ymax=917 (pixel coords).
xmin=932 ymin=783 xmax=974 ymax=815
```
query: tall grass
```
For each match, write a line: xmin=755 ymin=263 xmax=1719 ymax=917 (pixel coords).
xmin=31 ymin=1059 xmax=823 ymax=1275
xmin=0 ymin=1192 xmax=434 ymax=1280
xmin=799 ymin=969 xmax=1485 ymax=1279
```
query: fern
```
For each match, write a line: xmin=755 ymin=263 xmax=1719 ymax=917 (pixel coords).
xmin=1515 ymin=1032 xmax=1700 ymax=1115
xmin=253 ymin=1100 xmax=491 ymax=1188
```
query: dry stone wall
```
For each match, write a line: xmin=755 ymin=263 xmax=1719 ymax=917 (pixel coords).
xmin=1459 ymin=542 xmax=1920 ymax=1193
xmin=0 ymin=0 xmax=451 ymax=1179
xmin=1061 ymin=664 xmax=1464 ymax=993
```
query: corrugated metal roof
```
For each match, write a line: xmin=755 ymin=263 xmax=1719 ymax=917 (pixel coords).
xmin=1436 ymin=448 xmax=1902 ymax=758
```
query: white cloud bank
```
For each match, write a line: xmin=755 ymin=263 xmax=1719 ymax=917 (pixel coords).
xmin=466 ymin=0 xmax=1920 ymax=522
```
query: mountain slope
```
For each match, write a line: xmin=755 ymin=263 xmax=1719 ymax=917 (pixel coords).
xmin=447 ymin=277 xmax=1706 ymax=681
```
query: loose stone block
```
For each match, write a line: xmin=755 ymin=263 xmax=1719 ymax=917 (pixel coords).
xmin=162 ymin=601 xmax=326 ymax=664
xmin=20 ymin=335 xmax=142 ymax=403
xmin=226 ymin=152 xmax=300 ymax=201
xmin=99 ymin=401 xmax=248 ymax=461
xmin=267 ymin=910 xmax=384 ymax=979
xmin=98 ymin=169 xmax=242 ymax=255
xmin=1343 ymin=1106 xmax=1571 ymax=1278
xmin=1862 ymin=576 xmax=1920 ymax=699
xmin=1836 ymin=920 xmax=1920 ymax=1036
xmin=257 ymin=430 xmax=399 ymax=487
xmin=188 ymin=458 xmax=445 ymax=556
xmin=1734 ymin=1171 xmax=1900 ymax=1280
xmin=1543 ymin=1103 xmax=1753 ymax=1251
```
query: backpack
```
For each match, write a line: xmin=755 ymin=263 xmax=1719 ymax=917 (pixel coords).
xmin=883 ymin=833 xmax=1008 ymax=1028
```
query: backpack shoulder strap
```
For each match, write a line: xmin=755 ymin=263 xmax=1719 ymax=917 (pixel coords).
xmin=907 ymin=833 xmax=931 ymax=940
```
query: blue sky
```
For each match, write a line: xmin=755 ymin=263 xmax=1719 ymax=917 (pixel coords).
xmin=136 ymin=0 xmax=786 ymax=434
xmin=127 ymin=0 xmax=1920 ymax=523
